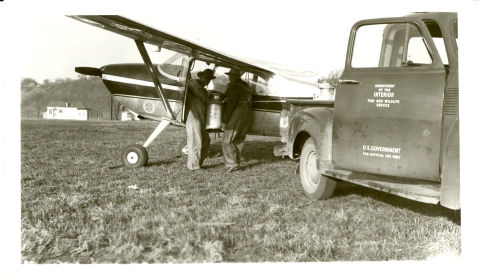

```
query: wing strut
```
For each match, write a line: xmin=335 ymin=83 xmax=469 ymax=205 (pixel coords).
xmin=134 ymin=40 xmax=175 ymax=119
xmin=143 ymin=119 xmax=171 ymax=148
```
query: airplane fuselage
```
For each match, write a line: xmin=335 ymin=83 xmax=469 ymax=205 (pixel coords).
xmin=94 ymin=63 xmax=318 ymax=138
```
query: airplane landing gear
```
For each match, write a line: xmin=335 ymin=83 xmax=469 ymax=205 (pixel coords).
xmin=122 ymin=144 xmax=149 ymax=168
xmin=120 ymin=119 xmax=171 ymax=168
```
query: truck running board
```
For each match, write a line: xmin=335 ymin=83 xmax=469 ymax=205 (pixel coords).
xmin=324 ymin=170 xmax=441 ymax=205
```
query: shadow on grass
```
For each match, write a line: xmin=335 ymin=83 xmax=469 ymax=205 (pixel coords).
xmin=108 ymin=165 xmax=125 ymax=170
xmin=332 ymin=181 xmax=461 ymax=225
xmin=240 ymin=139 xmax=289 ymax=168
xmin=108 ymin=157 xmax=181 ymax=170
xmin=147 ymin=157 xmax=182 ymax=167
xmin=175 ymin=139 xmax=287 ymax=169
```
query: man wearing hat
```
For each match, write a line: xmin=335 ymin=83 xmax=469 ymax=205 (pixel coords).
xmin=221 ymin=68 xmax=252 ymax=173
xmin=185 ymin=69 xmax=216 ymax=171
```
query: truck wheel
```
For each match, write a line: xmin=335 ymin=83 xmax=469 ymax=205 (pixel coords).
xmin=299 ymin=137 xmax=336 ymax=200
xmin=178 ymin=139 xmax=188 ymax=162
xmin=122 ymin=144 xmax=148 ymax=168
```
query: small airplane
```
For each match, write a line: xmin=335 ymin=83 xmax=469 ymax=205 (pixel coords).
xmin=69 ymin=15 xmax=330 ymax=167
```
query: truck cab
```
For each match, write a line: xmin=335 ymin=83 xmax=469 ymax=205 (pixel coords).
xmin=287 ymin=13 xmax=459 ymax=209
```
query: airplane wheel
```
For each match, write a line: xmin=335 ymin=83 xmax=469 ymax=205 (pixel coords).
xmin=299 ymin=137 xmax=336 ymax=200
xmin=122 ymin=144 xmax=148 ymax=168
xmin=178 ymin=139 xmax=188 ymax=162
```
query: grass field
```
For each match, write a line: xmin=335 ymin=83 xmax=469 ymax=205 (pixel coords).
xmin=20 ymin=119 xmax=461 ymax=263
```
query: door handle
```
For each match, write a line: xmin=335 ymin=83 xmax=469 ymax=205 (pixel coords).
xmin=339 ymin=79 xmax=360 ymax=84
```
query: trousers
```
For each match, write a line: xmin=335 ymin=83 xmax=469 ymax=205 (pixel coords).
xmin=222 ymin=102 xmax=250 ymax=168
xmin=186 ymin=102 xmax=210 ymax=170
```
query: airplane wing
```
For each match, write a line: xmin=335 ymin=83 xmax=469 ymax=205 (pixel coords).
xmin=67 ymin=15 xmax=318 ymax=81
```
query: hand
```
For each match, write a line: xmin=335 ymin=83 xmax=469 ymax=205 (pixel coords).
xmin=221 ymin=123 xmax=226 ymax=131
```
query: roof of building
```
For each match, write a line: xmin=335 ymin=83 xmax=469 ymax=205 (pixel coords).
xmin=46 ymin=102 xmax=89 ymax=110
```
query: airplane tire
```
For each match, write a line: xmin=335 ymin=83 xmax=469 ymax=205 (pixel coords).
xmin=121 ymin=144 xmax=148 ymax=168
xmin=178 ymin=139 xmax=188 ymax=162
xmin=299 ymin=137 xmax=336 ymax=200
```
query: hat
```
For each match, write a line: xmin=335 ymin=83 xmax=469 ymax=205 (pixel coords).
xmin=224 ymin=68 xmax=242 ymax=76
xmin=197 ymin=69 xmax=216 ymax=79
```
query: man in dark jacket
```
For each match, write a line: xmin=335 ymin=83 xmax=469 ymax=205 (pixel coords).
xmin=185 ymin=69 xmax=216 ymax=171
xmin=221 ymin=68 xmax=251 ymax=173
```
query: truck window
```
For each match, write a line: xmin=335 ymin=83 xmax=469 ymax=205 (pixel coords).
xmin=407 ymin=37 xmax=433 ymax=64
xmin=351 ymin=22 xmax=434 ymax=68
xmin=421 ymin=19 xmax=449 ymax=65
xmin=452 ymin=19 xmax=458 ymax=54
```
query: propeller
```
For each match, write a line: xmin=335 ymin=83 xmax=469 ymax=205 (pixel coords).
xmin=75 ymin=67 xmax=102 ymax=77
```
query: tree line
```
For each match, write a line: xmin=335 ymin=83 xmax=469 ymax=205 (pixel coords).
xmin=21 ymin=75 xmax=125 ymax=119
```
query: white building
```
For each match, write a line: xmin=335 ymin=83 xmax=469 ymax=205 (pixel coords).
xmin=43 ymin=102 xmax=90 ymax=120
xmin=121 ymin=109 xmax=140 ymax=121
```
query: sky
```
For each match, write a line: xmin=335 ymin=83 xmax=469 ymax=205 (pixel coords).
xmin=7 ymin=0 xmax=465 ymax=83
xmin=3 ymin=0 xmax=480 ymax=279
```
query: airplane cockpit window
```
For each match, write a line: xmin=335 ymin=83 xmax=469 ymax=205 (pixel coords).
xmin=205 ymin=66 xmax=249 ymax=93
xmin=209 ymin=66 xmax=232 ymax=93
xmin=190 ymin=60 xmax=213 ymax=79
xmin=188 ymin=61 xmax=221 ymax=91
xmin=207 ymin=66 xmax=272 ymax=96
xmin=243 ymin=73 xmax=271 ymax=96
xmin=153 ymin=48 xmax=189 ymax=83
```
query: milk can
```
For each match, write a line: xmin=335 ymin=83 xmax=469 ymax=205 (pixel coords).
xmin=205 ymin=91 xmax=225 ymax=131
xmin=314 ymin=82 xmax=335 ymax=100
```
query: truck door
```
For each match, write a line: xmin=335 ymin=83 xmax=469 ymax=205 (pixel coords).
xmin=333 ymin=18 xmax=446 ymax=181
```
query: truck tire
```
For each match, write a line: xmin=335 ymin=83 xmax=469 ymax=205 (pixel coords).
xmin=299 ymin=137 xmax=336 ymax=200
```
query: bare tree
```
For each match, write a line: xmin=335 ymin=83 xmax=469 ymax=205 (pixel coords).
xmin=21 ymin=78 xmax=39 ymax=90
xmin=29 ymin=87 xmax=45 ymax=118
xmin=318 ymin=69 xmax=344 ymax=87
xmin=42 ymin=79 xmax=53 ymax=87
xmin=111 ymin=100 xmax=124 ymax=120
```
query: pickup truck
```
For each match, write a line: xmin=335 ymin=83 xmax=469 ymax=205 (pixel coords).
xmin=278 ymin=12 xmax=459 ymax=210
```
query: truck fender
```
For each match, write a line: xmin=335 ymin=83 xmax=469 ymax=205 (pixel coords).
xmin=440 ymin=119 xmax=460 ymax=210
xmin=288 ymin=107 xmax=334 ymax=172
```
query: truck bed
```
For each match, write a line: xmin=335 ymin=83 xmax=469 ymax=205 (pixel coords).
xmin=286 ymin=99 xmax=334 ymax=107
